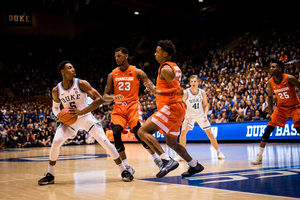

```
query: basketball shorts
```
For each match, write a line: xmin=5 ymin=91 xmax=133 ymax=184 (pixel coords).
xmin=268 ymin=105 xmax=300 ymax=128
xmin=183 ymin=115 xmax=211 ymax=131
xmin=111 ymin=100 xmax=142 ymax=129
xmin=58 ymin=113 xmax=102 ymax=139
xmin=151 ymin=102 xmax=185 ymax=138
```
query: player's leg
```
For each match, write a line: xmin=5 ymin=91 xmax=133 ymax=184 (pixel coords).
xmin=179 ymin=120 xmax=191 ymax=147
xmin=132 ymin=121 xmax=162 ymax=168
xmin=138 ymin=118 xmax=180 ymax=178
xmin=174 ymin=120 xmax=191 ymax=161
xmin=89 ymin=122 xmax=133 ymax=181
xmin=127 ymin=100 xmax=163 ymax=168
xmin=111 ymin=105 xmax=128 ymax=160
xmin=202 ymin=127 xmax=225 ymax=159
xmin=250 ymin=125 xmax=275 ymax=164
xmin=165 ymin=135 xmax=204 ymax=177
xmin=38 ymin=125 xmax=76 ymax=185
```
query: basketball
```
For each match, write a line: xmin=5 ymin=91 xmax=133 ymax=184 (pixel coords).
xmin=58 ymin=107 xmax=77 ymax=125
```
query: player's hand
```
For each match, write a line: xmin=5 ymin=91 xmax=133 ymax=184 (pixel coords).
xmin=68 ymin=107 xmax=84 ymax=116
xmin=203 ymin=116 xmax=207 ymax=122
xmin=113 ymin=94 xmax=124 ymax=100
xmin=144 ymin=82 xmax=157 ymax=94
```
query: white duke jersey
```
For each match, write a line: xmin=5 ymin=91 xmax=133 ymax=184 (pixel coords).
xmin=57 ymin=78 xmax=89 ymax=118
xmin=185 ymin=88 xmax=205 ymax=117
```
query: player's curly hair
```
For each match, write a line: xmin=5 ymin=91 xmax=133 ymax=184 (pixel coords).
xmin=157 ymin=40 xmax=176 ymax=56
xmin=58 ymin=60 xmax=71 ymax=74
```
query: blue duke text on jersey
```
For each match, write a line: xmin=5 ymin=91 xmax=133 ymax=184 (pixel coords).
xmin=57 ymin=78 xmax=88 ymax=110
xmin=60 ymin=93 xmax=81 ymax=104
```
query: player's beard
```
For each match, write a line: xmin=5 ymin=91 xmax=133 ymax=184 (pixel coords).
xmin=117 ymin=60 xmax=125 ymax=66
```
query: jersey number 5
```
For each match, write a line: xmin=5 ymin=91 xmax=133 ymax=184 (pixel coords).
xmin=118 ymin=82 xmax=131 ymax=91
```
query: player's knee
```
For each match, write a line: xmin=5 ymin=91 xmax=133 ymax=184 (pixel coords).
xmin=137 ymin=127 xmax=146 ymax=140
xmin=111 ymin=123 xmax=123 ymax=138
xmin=52 ymin=137 xmax=64 ymax=148
xmin=205 ymin=129 xmax=214 ymax=138
xmin=261 ymin=125 xmax=275 ymax=142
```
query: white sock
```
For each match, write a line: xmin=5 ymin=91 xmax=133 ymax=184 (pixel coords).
xmin=151 ymin=153 xmax=160 ymax=161
xmin=258 ymin=147 xmax=265 ymax=157
xmin=216 ymin=149 xmax=221 ymax=153
xmin=188 ymin=159 xmax=197 ymax=167
xmin=160 ymin=153 xmax=170 ymax=160
xmin=122 ymin=159 xmax=130 ymax=167
xmin=48 ymin=164 xmax=55 ymax=176
xmin=118 ymin=163 xmax=126 ymax=173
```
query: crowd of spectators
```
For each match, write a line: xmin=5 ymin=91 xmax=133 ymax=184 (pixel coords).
xmin=0 ymin=25 xmax=299 ymax=148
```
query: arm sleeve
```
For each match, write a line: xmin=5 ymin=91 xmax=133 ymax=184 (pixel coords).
xmin=160 ymin=80 xmax=181 ymax=96
xmin=52 ymin=100 xmax=61 ymax=117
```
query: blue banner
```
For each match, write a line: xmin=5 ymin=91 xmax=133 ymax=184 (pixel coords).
xmin=153 ymin=120 xmax=300 ymax=141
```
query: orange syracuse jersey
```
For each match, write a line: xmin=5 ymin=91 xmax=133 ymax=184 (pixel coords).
xmin=112 ymin=65 xmax=140 ymax=102
xmin=156 ymin=62 xmax=182 ymax=109
xmin=270 ymin=74 xmax=300 ymax=107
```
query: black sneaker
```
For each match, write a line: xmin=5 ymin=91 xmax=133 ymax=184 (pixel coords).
xmin=181 ymin=162 xmax=204 ymax=177
xmin=38 ymin=173 xmax=55 ymax=185
xmin=121 ymin=170 xmax=134 ymax=182
xmin=156 ymin=158 xmax=179 ymax=178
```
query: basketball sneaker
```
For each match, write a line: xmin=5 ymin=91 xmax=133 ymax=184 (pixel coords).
xmin=181 ymin=162 xmax=204 ymax=177
xmin=121 ymin=170 xmax=134 ymax=182
xmin=38 ymin=173 xmax=54 ymax=185
xmin=154 ymin=157 xmax=163 ymax=169
xmin=251 ymin=154 xmax=262 ymax=165
xmin=217 ymin=151 xmax=225 ymax=159
xmin=126 ymin=165 xmax=135 ymax=175
xmin=156 ymin=158 xmax=179 ymax=178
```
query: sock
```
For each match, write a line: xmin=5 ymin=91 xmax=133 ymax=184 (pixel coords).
xmin=216 ymin=149 xmax=221 ymax=153
xmin=118 ymin=163 xmax=126 ymax=173
xmin=48 ymin=164 xmax=55 ymax=176
xmin=188 ymin=159 xmax=197 ymax=167
xmin=258 ymin=147 xmax=265 ymax=157
xmin=151 ymin=153 xmax=160 ymax=161
xmin=122 ymin=159 xmax=130 ymax=167
xmin=160 ymin=153 xmax=170 ymax=160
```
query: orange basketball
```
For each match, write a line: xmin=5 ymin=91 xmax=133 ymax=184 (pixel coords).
xmin=58 ymin=107 xmax=77 ymax=125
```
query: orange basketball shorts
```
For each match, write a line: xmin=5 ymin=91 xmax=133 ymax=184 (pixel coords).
xmin=111 ymin=100 xmax=142 ymax=129
xmin=268 ymin=105 xmax=300 ymax=128
xmin=151 ymin=102 xmax=185 ymax=138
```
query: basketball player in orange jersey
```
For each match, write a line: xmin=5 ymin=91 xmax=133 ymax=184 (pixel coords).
xmin=104 ymin=47 xmax=163 ymax=174
xmin=138 ymin=40 xmax=204 ymax=178
xmin=251 ymin=59 xmax=300 ymax=164
xmin=38 ymin=61 xmax=133 ymax=185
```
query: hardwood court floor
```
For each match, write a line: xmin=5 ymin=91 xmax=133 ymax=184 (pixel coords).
xmin=0 ymin=142 xmax=299 ymax=200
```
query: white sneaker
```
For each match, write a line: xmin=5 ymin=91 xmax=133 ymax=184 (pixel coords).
xmin=125 ymin=165 xmax=135 ymax=175
xmin=174 ymin=155 xmax=184 ymax=162
xmin=217 ymin=151 xmax=225 ymax=159
xmin=251 ymin=154 xmax=262 ymax=165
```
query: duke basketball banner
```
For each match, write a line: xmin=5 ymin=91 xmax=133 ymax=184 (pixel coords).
xmin=154 ymin=120 xmax=300 ymax=141
xmin=106 ymin=120 xmax=300 ymax=142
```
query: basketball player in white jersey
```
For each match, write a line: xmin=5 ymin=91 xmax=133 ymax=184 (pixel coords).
xmin=38 ymin=61 xmax=133 ymax=185
xmin=175 ymin=75 xmax=225 ymax=161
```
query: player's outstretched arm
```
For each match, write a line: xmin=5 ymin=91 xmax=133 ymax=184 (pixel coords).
xmin=202 ymin=90 xmax=209 ymax=117
xmin=288 ymin=75 xmax=300 ymax=90
xmin=266 ymin=81 xmax=274 ymax=115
